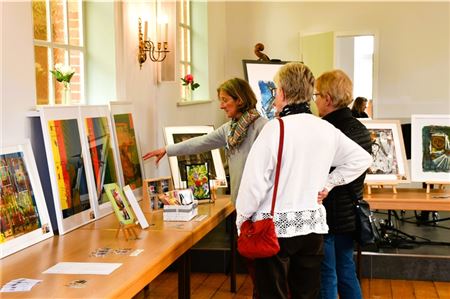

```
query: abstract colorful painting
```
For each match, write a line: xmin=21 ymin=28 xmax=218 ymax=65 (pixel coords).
xmin=104 ymin=183 xmax=135 ymax=225
xmin=164 ymin=126 xmax=227 ymax=189
xmin=48 ymin=119 xmax=91 ymax=219
xmin=0 ymin=141 xmax=52 ymax=258
xmin=186 ymin=163 xmax=211 ymax=200
xmin=112 ymin=113 xmax=143 ymax=190
xmin=0 ymin=152 xmax=41 ymax=242
xmin=85 ymin=116 xmax=118 ymax=204
xmin=359 ymin=119 xmax=409 ymax=183
xmin=412 ymin=114 xmax=450 ymax=182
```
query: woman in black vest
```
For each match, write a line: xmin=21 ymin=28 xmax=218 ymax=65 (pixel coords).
xmin=315 ymin=70 xmax=372 ymax=299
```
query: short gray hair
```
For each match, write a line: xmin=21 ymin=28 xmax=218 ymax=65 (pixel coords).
xmin=274 ymin=62 xmax=315 ymax=105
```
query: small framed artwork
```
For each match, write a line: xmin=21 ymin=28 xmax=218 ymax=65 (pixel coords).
xmin=39 ymin=106 xmax=94 ymax=235
xmin=0 ymin=140 xmax=53 ymax=259
xmin=123 ymin=185 xmax=149 ymax=229
xmin=164 ymin=126 xmax=227 ymax=189
xmin=110 ymin=102 xmax=145 ymax=195
xmin=104 ymin=183 xmax=135 ymax=225
xmin=411 ymin=114 xmax=450 ymax=182
xmin=79 ymin=105 xmax=121 ymax=219
xmin=242 ymin=60 xmax=287 ymax=119
xmin=186 ymin=163 xmax=211 ymax=200
xmin=359 ymin=119 xmax=409 ymax=183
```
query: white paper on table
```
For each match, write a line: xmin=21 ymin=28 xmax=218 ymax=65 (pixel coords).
xmin=0 ymin=278 xmax=42 ymax=292
xmin=42 ymin=262 xmax=122 ymax=275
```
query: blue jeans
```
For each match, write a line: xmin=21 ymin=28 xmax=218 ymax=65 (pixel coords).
xmin=319 ymin=233 xmax=362 ymax=299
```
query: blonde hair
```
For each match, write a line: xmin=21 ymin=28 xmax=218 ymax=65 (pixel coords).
xmin=315 ymin=70 xmax=353 ymax=108
xmin=274 ymin=62 xmax=315 ymax=105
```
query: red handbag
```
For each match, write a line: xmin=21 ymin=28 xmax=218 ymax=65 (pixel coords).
xmin=237 ymin=118 xmax=284 ymax=259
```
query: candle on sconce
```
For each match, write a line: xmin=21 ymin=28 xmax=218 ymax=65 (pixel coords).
xmin=164 ymin=22 xmax=168 ymax=42
xmin=158 ymin=15 xmax=169 ymax=42
xmin=144 ymin=21 xmax=148 ymax=41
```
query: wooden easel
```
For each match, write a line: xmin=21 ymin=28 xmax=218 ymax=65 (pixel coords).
xmin=116 ymin=223 xmax=139 ymax=241
xmin=365 ymin=182 xmax=398 ymax=195
xmin=425 ymin=181 xmax=450 ymax=193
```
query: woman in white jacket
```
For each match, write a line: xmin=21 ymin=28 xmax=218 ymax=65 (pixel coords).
xmin=235 ymin=63 xmax=372 ymax=299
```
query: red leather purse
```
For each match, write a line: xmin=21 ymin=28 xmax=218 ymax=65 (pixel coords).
xmin=237 ymin=118 xmax=284 ymax=259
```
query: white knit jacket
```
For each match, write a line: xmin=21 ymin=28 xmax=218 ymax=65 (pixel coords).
xmin=235 ymin=114 xmax=372 ymax=238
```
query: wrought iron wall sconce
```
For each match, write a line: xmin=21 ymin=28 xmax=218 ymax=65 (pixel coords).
xmin=138 ymin=17 xmax=169 ymax=69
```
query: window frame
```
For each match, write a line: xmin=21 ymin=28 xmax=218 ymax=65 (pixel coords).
xmin=32 ymin=0 xmax=86 ymax=105
xmin=179 ymin=0 xmax=192 ymax=101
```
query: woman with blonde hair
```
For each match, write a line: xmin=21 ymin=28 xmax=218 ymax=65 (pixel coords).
xmin=315 ymin=69 xmax=372 ymax=299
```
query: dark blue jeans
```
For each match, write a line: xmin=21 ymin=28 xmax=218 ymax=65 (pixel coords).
xmin=319 ymin=233 xmax=362 ymax=299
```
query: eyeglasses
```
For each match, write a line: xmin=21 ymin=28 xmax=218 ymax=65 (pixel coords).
xmin=313 ymin=93 xmax=323 ymax=101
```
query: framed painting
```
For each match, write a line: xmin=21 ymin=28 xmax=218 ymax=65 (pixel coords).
xmin=164 ymin=126 xmax=227 ymax=189
xmin=110 ymin=102 xmax=145 ymax=195
xmin=104 ymin=183 xmax=135 ymax=225
xmin=186 ymin=163 xmax=211 ymax=200
xmin=242 ymin=60 xmax=287 ymax=119
xmin=411 ymin=114 xmax=450 ymax=182
xmin=0 ymin=140 xmax=53 ymax=258
xmin=39 ymin=106 xmax=94 ymax=235
xmin=359 ymin=119 xmax=409 ymax=183
xmin=79 ymin=105 xmax=121 ymax=219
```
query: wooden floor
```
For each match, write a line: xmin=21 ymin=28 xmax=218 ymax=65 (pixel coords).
xmin=134 ymin=272 xmax=450 ymax=299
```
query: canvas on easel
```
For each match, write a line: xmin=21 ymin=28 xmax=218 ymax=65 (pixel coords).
xmin=411 ymin=114 xmax=450 ymax=187
xmin=39 ymin=106 xmax=94 ymax=235
xmin=164 ymin=126 xmax=227 ymax=190
xmin=359 ymin=119 xmax=409 ymax=193
xmin=79 ymin=105 xmax=121 ymax=219
xmin=110 ymin=102 xmax=145 ymax=197
xmin=104 ymin=183 xmax=135 ymax=226
xmin=0 ymin=140 xmax=53 ymax=259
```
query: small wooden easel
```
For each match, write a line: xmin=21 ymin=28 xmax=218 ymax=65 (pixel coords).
xmin=116 ymin=223 xmax=139 ymax=241
xmin=425 ymin=181 xmax=450 ymax=193
xmin=365 ymin=182 xmax=398 ymax=195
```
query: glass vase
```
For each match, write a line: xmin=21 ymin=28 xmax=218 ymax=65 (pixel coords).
xmin=184 ymin=86 xmax=192 ymax=102
xmin=62 ymin=82 xmax=71 ymax=105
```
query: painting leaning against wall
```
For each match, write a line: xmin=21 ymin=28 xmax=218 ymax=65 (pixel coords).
xmin=0 ymin=152 xmax=41 ymax=243
xmin=113 ymin=114 xmax=143 ymax=190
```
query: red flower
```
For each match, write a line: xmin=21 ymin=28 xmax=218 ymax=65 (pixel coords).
xmin=184 ymin=74 xmax=194 ymax=83
xmin=181 ymin=74 xmax=200 ymax=90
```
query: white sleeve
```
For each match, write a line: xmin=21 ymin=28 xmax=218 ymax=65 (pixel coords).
xmin=235 ymin=121 xmax=278 ymax=233
xmin=324 ymin=129 xmax=372 ymax=192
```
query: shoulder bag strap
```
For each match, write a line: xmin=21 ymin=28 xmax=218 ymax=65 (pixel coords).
xmin=270 ymin=118 xmax=284 ymax=216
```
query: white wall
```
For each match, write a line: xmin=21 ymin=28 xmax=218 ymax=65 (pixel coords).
xmin=1 ymin=1 xmax=36 ymax=147
xmin=224 ymin=2 xmax=450 ymax=119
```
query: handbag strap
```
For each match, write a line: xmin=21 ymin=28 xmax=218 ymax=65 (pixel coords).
xmin=270 ymin=118 xmax=284 ymax=216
